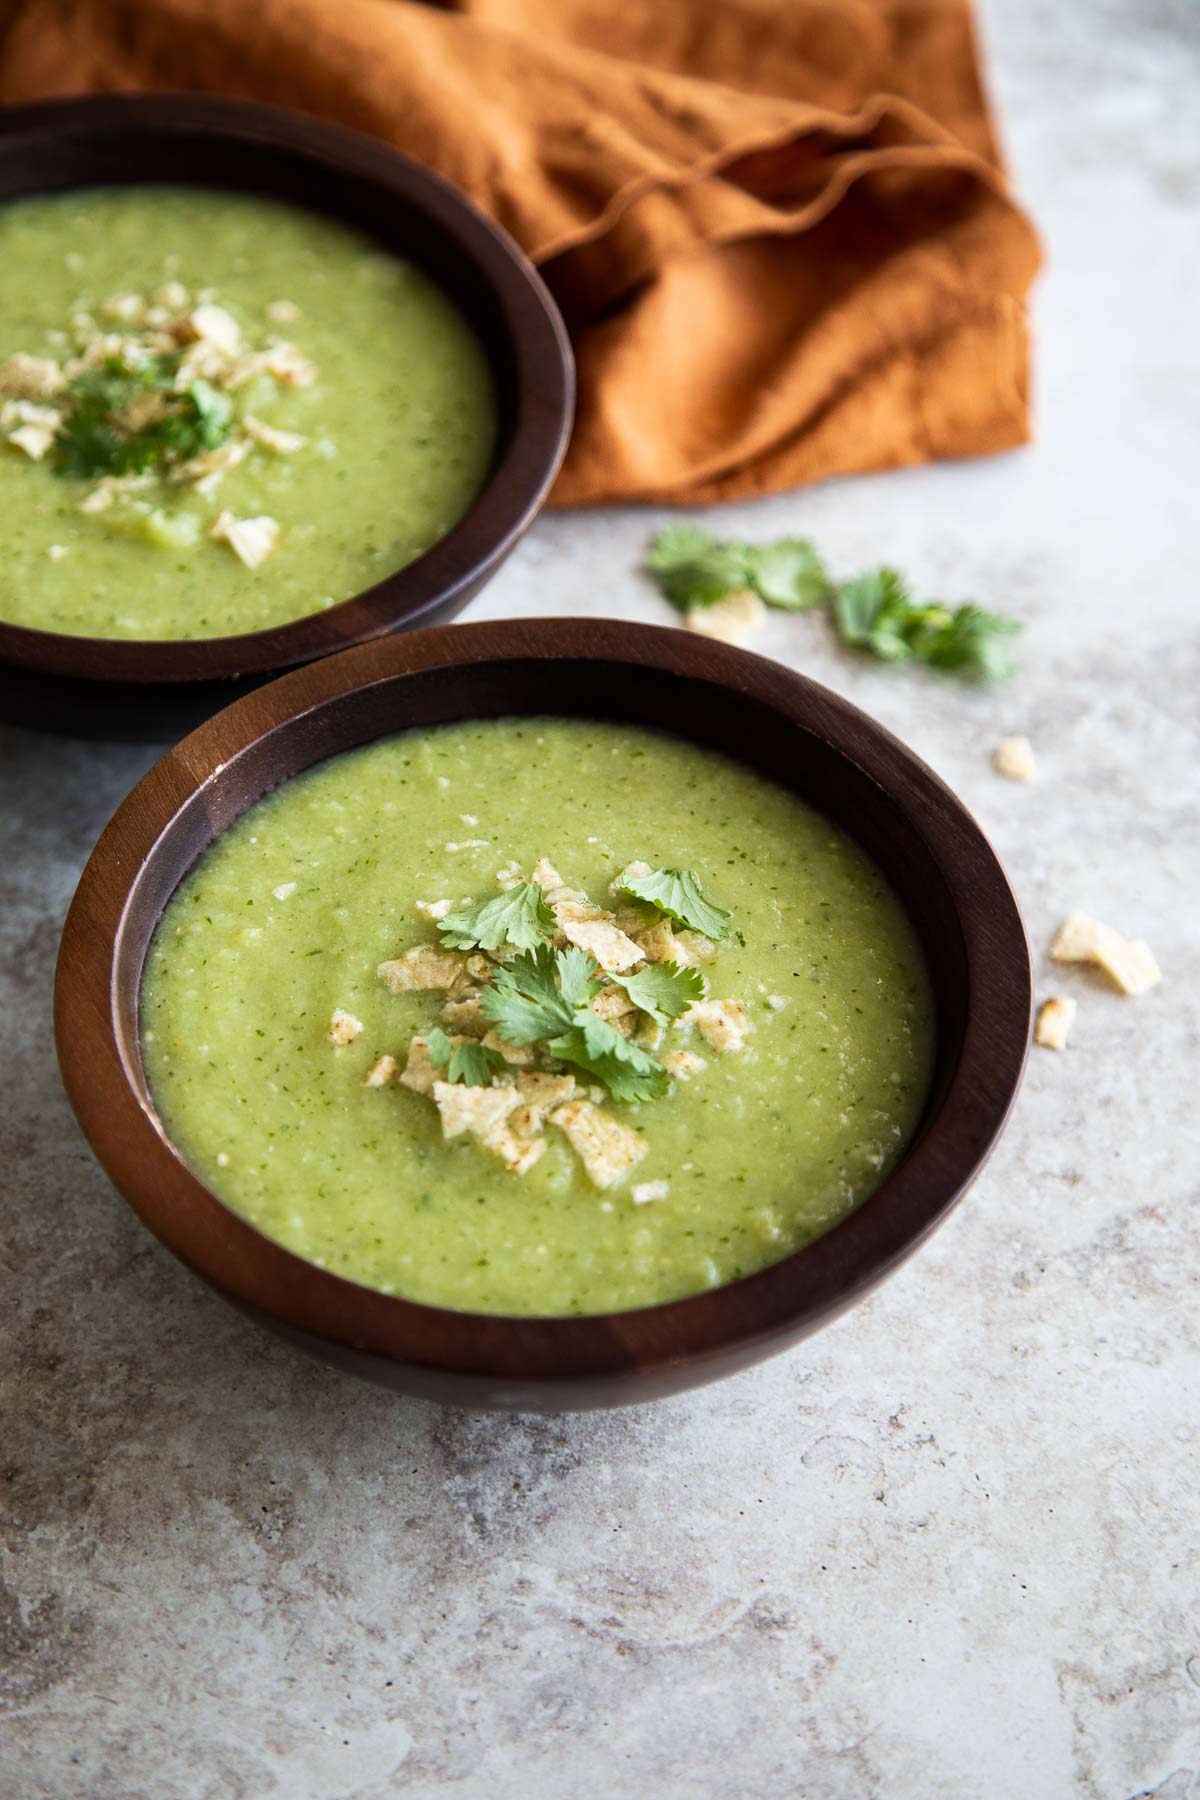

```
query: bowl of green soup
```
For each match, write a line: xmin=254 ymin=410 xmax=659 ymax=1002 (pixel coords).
xmin=0 ymin=96 xmax=572 ymax=736
xmin=56 ymin=619 xmax=1031 ymax=1410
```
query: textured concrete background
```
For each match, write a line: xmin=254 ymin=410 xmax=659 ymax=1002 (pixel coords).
xmin=2 ymin=1 xmax=1199 ymax=1794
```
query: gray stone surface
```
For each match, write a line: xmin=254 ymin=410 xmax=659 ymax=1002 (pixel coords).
xmin=2 ymin=1 xmax=1199 ymax=1794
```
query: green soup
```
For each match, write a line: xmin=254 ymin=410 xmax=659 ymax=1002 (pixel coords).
xmin=141 ymin=719 xmax=935 ymax=1316
xmin=0 ymin=187 xmax=495 ymax=639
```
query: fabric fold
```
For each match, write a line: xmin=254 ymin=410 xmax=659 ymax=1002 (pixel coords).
xmin=0 ymin=0 xmax=1041 ymax=505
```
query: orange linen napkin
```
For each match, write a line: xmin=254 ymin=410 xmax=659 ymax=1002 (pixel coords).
xmin=0 ymin=0 xmax=1041 ymax=506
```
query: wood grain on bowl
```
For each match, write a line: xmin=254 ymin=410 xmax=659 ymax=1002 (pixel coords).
xmin=54 ymin=620 xmax=1032 ymax=1410
xmin=0 ymin=95 xmax=573 ymax=738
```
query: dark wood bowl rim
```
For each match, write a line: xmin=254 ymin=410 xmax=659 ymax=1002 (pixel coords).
xmin=55 ymin=620 xmax=1030 ymax=1387
xmin=0 ymin=94 xmax=573 ymax=684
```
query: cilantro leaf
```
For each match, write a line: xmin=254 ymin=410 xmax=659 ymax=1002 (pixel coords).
xmin=616 ymin=867 xmax=730 ymax=940
xmin=438 ymin=883 xmax=556 ymax=954
xmin=556 ymin=945 xmax=604 ymax=1010
xmin=547 ymin=1013 xmax=669 ymax=1104
xmin=52 ymin=350 xmax=232 ymax=483
xmin=645 ymin=525 xmax=751 ymax=610
xmin=739 ymin=537 xmax=830 ymax=611
xmin=922 ymin=603 xmax=1022 ymax=682
xmin=646 ymin=526 xmax=1020 ymax=683
xmin=608 ymin=961 xmax=705 ymax=1023
xmin=425 ymin=1026 xmax=503 ymax=1087
xmin=480 ymin=945 xmax=575 ymax=1045
xmin=833 ymin=569 xmax=1020 ymax=681
xmin=647 ymin=526 xmax=828 ymax=614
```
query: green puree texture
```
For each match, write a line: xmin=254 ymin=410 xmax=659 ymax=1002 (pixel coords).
xmin=141 ymin=720 xmax=935 ymax=1317
xmin=0 ymin=187 xmax=495 ymax=639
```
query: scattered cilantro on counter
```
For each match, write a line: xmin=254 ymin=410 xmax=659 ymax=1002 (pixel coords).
xmin=647 ymin=525 xmax=830 ymax=612
xmin=646 ymin=527 xmax=1021 ymax=681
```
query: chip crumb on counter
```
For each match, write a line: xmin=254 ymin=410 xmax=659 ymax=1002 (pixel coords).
xmin=687 ymin=997 xmax=750 ymax=1053
xmin=551 ymin=1100 xmax=649 ymax=1190
xmin=1049 ymin=910 xmax=1162 ymax=995
xmin=363 ymin=1053 xmax=399 ymax=1087
xmin=685 ymin=589 xmax=766 ymax=649
xmin=326 ymin=1007 xmax=364 ymax=1046
xmin=992 ymin=735 xmax=1037 ymax=782
xmin=209 ymin=509 xmax=280 ymax=568
xmin=632 ymin=1180 xmax=670 ymax=1205
xmin=1035 ymin=996 xmax=1076 ymax=1051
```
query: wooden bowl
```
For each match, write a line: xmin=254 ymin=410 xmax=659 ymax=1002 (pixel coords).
xmin=55 ymin=620 xmax=1031 ymax=1410
xmin=0 ymin=95 xmax=573 ymax=739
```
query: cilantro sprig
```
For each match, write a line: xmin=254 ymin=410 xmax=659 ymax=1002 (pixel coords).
xmin=833 ymin=570 xmax=1021 ymax=682
xmin=52 ymin=353 xmax=232 ymax=481
xmin=481 ymin=945 xmax=666 ymax=1103
xmin=608 ymin=961 xmax=706 ymax=1023
xmin=648 ymin=525 xmax=830 ymax=612
xmin=617 ymin=867 xmax=730 ymax=941
xmin=438 ymin=882 xmax=556 ymax=955
xmin=646 ymin=526 xmax=1021 ymax=681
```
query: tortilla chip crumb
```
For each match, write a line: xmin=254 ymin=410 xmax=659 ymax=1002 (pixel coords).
xmin=1035 ymin=996 xmax=1076 ymax=1051
xmin=398 ymin=1035 xmax=436 ymax=1095
xmin=272 ymin=882 xmax=297 ymax=901
xmin=662 ymin=1049 xmax=706 ymax=1081
xmin=558 ymin=914 xmax=643 ymax=972
xmin=1049 ymin=911 xmax=1161 ymax=995
xmin=551 ymin=1100 xmax=648 ymax=1189
xmin=0 ymin=352 xmax=65 ymax=400
xmin=7 ymin=421 xmax=56 ymax=460
xmin=685 ymin=589 xmax=766 ymax=648
xmin=378 ymin=946 xmax=469 ymax=993
xmin=993 ymin=736 xmax=1037 ymax=782
xmin=688 ymin=998 xmax=750 ymax=1053
xmin=432 ymin=1079 xmax=521 ymax=1142
xmin=442 ymin=995 xmax=489 ymax=1036
xmin=631 ymin=1180 xmax=670 ymax=1205
xmin=415 ymin=898 xmax=453 ymax=921
xmin=481 ymin=1030 xmax=535 ymax=1066
xmin=209 ymin=509 xmax=279 ymax=568
xmin=363 ymin=1053 xmax=399 ymax=1087
xmin=327 ymin=1007 xmax=363 ymax=1046
xmin=609 ymin=860 xmax=652 ymax=896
